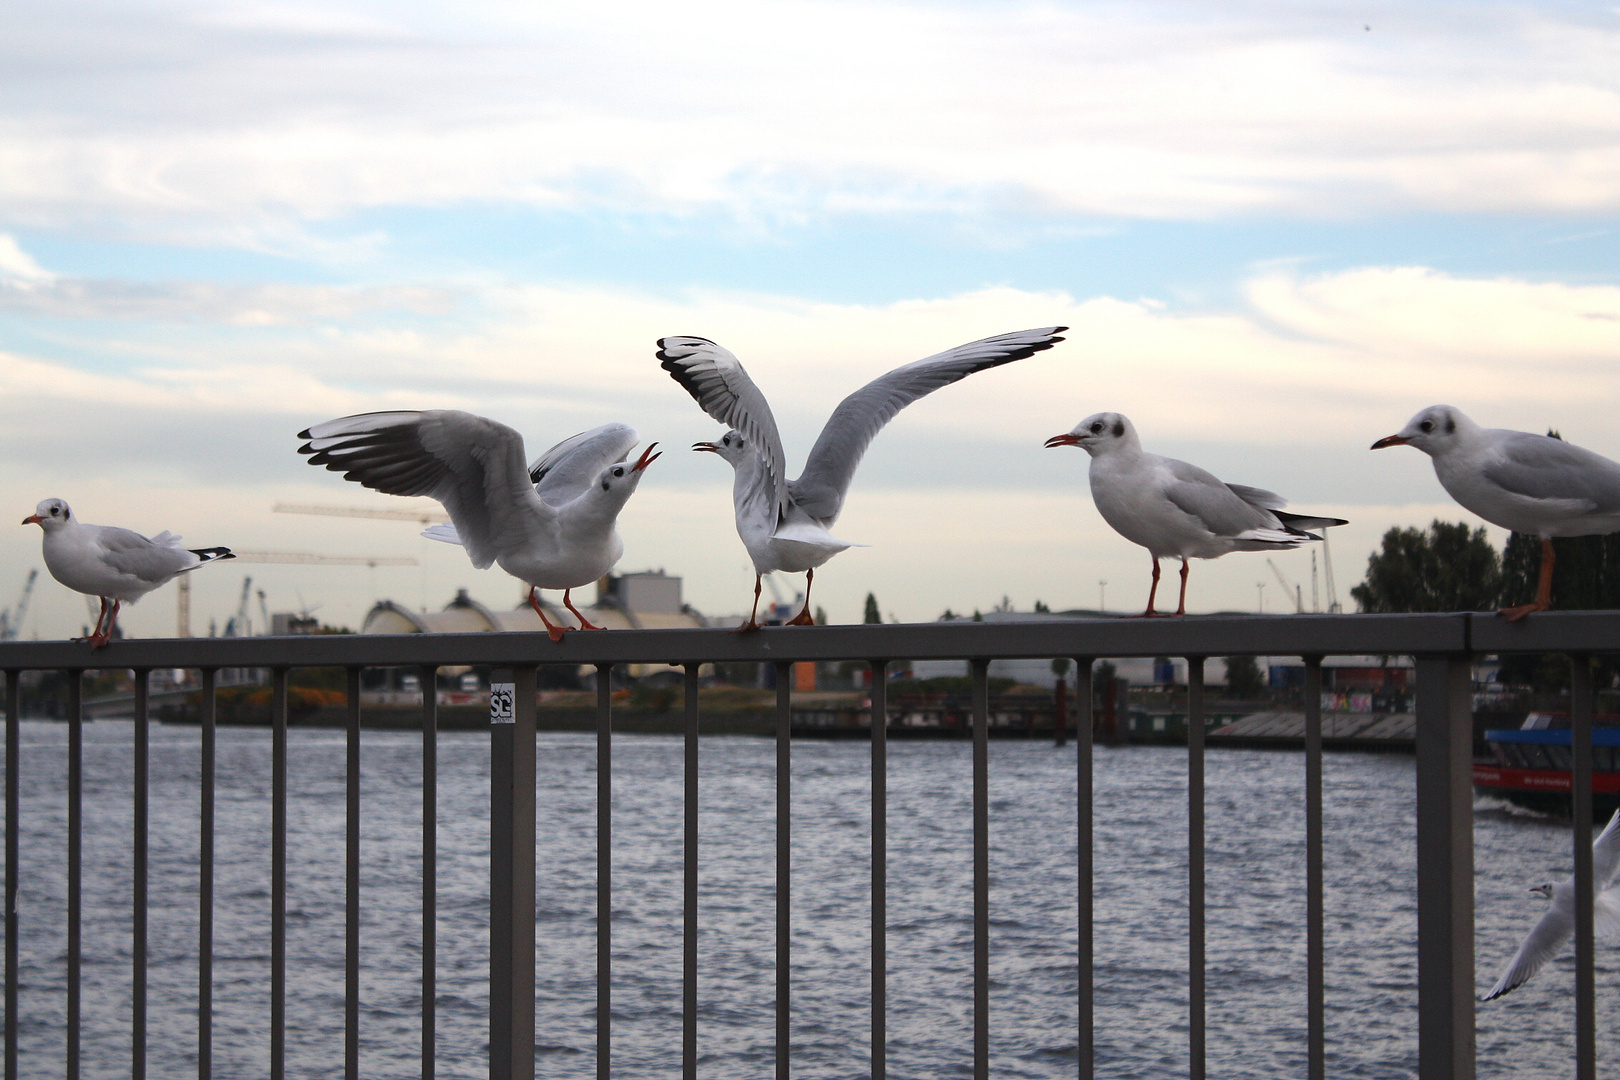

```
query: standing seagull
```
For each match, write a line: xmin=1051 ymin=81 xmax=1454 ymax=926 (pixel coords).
xmin=1045 ymin=413 xmax=1346 ymax=616
xmin=660 ymin=327 xmax=1066 ymax=631
xmin=1372 ymin=406 xmax=1620 ymax=620
xmin=298 ymin=412 xmax=659 ymax=642
xmin=1483 ymin=809 xmax=1620 ymax=1001
xmin=23 ymin=498 xmax=235 ymax=649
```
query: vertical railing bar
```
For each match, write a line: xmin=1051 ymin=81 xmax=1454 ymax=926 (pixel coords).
xmin=67 ymin=667 xmax=81 ymax=1080
xmin=1303 ymin=656 xmax=1324 ymax=1080
xmin=1186 ymin=657 xmax=1206 ymax=1080
xmin=271 ymin=667 xmax=288 ymax=1080
xmin=345 ymin=668 xmax=361 ymax=1080
xmin=489 ymin=665 xmax=537 ymax=1080
xmin=133 ymin=669 xmax=149 ymax=1080
xmin=775 ymin=662 xmax=791 ymax=1080
xmin=682 ymin=664 xmax=699 ymax=1080
xmin=1413 ymin=653 xmax=1475 ymax=1080
xmin=870 ymin=659 xmax=888 ymax=1080
xmin=597 ymin=664 xmax=613 ymax=1080
xmin=1570 ymin=656 xmax=1595 ymax=1080
xmin=199 ymin=669 xmax=216 ymax=1080
xmin=420 ymin=665 xmax=437 ymax=1080
xmin=2 ymin=671 xmax=15 ymax=1080
xmin=1073 ymin=657 xmax=1094 ymax=1080
xmin=971 ymin=657 xmax=989 ymax=1080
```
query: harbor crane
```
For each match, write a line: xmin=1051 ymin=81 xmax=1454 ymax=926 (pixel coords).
xmin=176 ymin=550 xmax=418 ymax=636
xmin=1266 ymin=558 xmax=1306 ymax=615
xmin=273 ymin=501 xmax=450 ymax=524
xmin=0 ymin=569 xmax=38 ymax=641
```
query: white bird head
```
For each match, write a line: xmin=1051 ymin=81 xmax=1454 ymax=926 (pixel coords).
xmin=692 ymin=429 xmax=752 ymax=468
xmin=22 ymin=497 xmax=71 ymax=531
xmin=593 ymin=444 xmax=661 ymax=505
xmin=1371 ymin=405 xmax=1474 ymax=457
xmin=1530 ymin=882 xmax=1555 ymax=899
xmin=1045 ymin=412 xmax=1136 ymax=457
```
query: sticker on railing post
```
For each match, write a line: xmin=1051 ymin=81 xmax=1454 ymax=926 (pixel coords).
xmin=489 ymin=682 xmax=515 ymax=725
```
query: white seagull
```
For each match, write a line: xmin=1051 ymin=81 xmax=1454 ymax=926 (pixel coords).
xmin=298 ymin=412 xmax=659 ymax=642
xmin=23 ymin=498 xmax=235 ymax=649
xmin=1045 ymin=412 xmax=1346 ymax=617
xmin=659 ymin=326 xmax=1067 ymax=631
xmin=1483 ymin=809 xmax=1620 ymax=1001
xmin=1372 ymin=405 xmax=1620 ymax=620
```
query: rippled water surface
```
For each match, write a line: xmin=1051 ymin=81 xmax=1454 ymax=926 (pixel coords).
xmin=4 ymin=720 xmax=1617 ymax=1077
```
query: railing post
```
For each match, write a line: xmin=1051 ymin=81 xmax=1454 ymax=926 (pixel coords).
xmin=1413 ymin=654 xmax=1474 ymax=1080
xmin=345 ymin=668 xmax=361 ymax=1080
xmin=489 ymin=666 xmax=537 ymax=1080
xmin=2 ymin=671 xmax=14 ymax=1080
xmin=682 ymin=664 xmax=699 ymax=1080
xmin=774 ymin=662 xmax=791 ymax=1080
xmin=1570 ymin=656 xmax=1595 ymax=1080
xmin=1185 ymin=656 xmax=1205 ymax=1080
xmin=66 ymin=668 xmax=81 ymax=1080
xmin=198 ymin=668 xmax=216 ymax=1080
xmin=420 ymin=664 xmax=438 ymax=1080
xmin=869 ymin=659 xmax=888 ymax=1080
xmin=132 ymin=668 xmax=149 ymax=1080
xmin=970 ymin=658 xmax=989 ymax=1080
xmin=596 ymin=664 xmax=613 ymax=1080
xmin=1073 ymin=656 xmax=1094 ymax=1080
xmin=270 ymin=667 xmax=288 ymax=1080
xmin=1302 ymin=656 xmax=1324 ymax=1080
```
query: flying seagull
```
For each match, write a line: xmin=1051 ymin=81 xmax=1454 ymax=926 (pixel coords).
xmin=660 ymin=326 xmax=1067 ymax=631
xmin=1372 ymin=406 xmax=1620 ymax=619
xmin=23 ymin=498 xmax=234 ymax=649
xmin=1483 ymin=809 xmax=1620 ymax=1001
xmin=298 ymin=412 xmax=659 ymax=641
xmin=1046 ymin=412 xmax=1346 ymax=616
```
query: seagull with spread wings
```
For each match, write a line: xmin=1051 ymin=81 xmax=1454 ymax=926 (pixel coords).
xmin=660 ymin=327 xmax=1066 ymax=631
xmin=298 ymin=412 xmax=659 ymax=641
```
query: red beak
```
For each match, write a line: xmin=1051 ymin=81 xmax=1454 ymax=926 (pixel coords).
xmin=1044 ymin=433 xmax=1082 ymax=448
xmin=692 ymin=441 xmax=719 ymax=454
xmin=21 ymin=515 xmax=41 ymax=525
xmin=633 ymin=443 xmax=662 ymax=471
xmin=1370 ymin=434 xmax=1410 ymax=450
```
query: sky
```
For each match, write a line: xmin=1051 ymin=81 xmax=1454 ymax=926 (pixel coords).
xmin=2 ymin=0 xmax=1619 ymax=639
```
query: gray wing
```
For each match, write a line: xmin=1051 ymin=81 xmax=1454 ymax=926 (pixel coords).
xmin=95 ymin=527 xmax=195 ymax=584
xmin=528 ymin=423 xmax=639 ymax=506
xmin=1226 ymin=483 xmax=1286 ymax=511
xmin=1593 ymin=810 xmax=1620 ymax=890
xmin=1482 ymin=430 xmax=1620 ymax=512
xmin=1161 ymin=458 xmax=1280 ymax=537
xmin=658 ymin=337 xmax=787 ymax=518
xmin=790 ymin=326 xmax=1066 ymax=525
xmin=299 ymin=410 xmax=552 ymax=571
xmin=1483 ymin=903 xmax=1572 ymax=1000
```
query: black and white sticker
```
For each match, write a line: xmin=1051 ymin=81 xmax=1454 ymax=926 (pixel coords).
xmin=489 ymin=682 xmax=515 ymax=724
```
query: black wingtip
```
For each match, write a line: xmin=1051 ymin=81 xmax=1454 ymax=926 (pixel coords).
xmin=189 ymin=547 xmax=235 ymax=562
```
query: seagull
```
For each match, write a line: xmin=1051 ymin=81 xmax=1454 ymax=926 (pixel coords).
xmin=1483 ymin=809 xmax=1620 ymax=1001
xmin=22 ymin=498 xmax=235 ymax=649
xmin=298 ymin=412 xmax=659 ymax=642
xmin=1045 ymin=412 xmax=1347 ymax=616
xmin=1373 ymin=406 xmax=1620 ymax=620
xmin=659 ymin=326 xmax=1067 ymax=631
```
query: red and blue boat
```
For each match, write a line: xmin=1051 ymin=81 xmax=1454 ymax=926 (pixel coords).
xmin=1474 ymin=712 xmax=1620 ymax=819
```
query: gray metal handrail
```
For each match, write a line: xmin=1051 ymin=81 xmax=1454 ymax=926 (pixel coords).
xmin=0 ymin=610 xmax=1614 ymax=1080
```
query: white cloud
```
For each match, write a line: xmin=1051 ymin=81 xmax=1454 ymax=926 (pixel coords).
xmin=1 ymin=1 xmax=1618 ymax=240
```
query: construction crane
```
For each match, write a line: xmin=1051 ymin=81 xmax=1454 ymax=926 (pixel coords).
xmin=273 ymin=502 xmax=449 ymax=524
xmin=224 ymin=576 xmax=254 ymax=637
xmin=176 ymin=551 xmax=418 ymax=636
xmin=0 ymin=569 xmax=38 ymax=641
xmin=1320 ymin=526 xmax=1342 ymax=613
xmin=1266 ymin=558 xmax=1305 ymax=615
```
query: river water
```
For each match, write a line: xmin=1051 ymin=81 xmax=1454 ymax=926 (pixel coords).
xmin=3 ymin=720 xmax=1615 ymax=1078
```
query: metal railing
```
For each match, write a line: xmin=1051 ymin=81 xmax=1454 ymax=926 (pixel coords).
xmin=0 ymin=611 xmax=1614 ymax=1080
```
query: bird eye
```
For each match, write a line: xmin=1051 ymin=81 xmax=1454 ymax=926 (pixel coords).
xmin=51 ymin=507 xmax=59 ymax=515
xmin=1090 ymin=422 xmax=1103 ymax=434
xmin=613 ymin=467 xmax=624 ymax=477
xmin=1419 ymin=420 xmax=1434 ymax=432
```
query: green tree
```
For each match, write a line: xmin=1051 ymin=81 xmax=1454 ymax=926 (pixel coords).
xmin=863 ymin=593 xmax=882 ymax=624
xmin=1350 ymin=520 xmax=1502 ymax=612
xmin=1223 ymin=655 xmax=1266 ymax=699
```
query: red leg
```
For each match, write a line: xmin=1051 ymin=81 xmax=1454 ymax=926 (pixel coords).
xmin=91 ymin=599 xmax=121 ymax=650
xmin=527 ymin=587 xmax=569 ymax=643
xmin=731 ymin=575 xmax=764 ymax=634
xmin=1174 ymin=558 xmax=1189 ymax=617
xmin=785 ymin=568 xmax=817 ymax=626
xmin=77 ymin=597 xmax=111 ymax=646
xmin=1130 ymin=554 xmax=1175 ymax=618
xmin=1501 ymin=538 xmax=1556 ymax=621
xmin=563 ymin=588 xmax=604 ymax=631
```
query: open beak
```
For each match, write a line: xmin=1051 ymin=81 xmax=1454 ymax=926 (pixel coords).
xmin=21 ymin=515 xmax=41 ymax=525
xmin=1045 ymin=433 xmax=1082 ymax=448
xmin=633 ymin=443 xmax=662 ymax=472
xmin=692 ymin=441 xmax=719 ymax=454
xmin=1370 ymin=434 xmax=1410 ymax=450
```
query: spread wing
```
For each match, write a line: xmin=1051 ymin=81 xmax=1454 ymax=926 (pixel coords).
xmin=1483 ymin=902 xmax=1572 ymax=1000
xmin=298 ymin=410 xmax=552 ymax=571
xmin=1592 ymin=810 xmax=1620 ymax=891
xmin=94 ymin=526 xmax=197 ymax=584
xmin=527 ymin=423 xmax=639 ymax=506
xmin=658 ymin=336 xmax=787 ymax=519
xmin=790 ymin=326 xmax=1066 ymax=525
xmin=1482 ymin=430 xmax=1620 ymax=514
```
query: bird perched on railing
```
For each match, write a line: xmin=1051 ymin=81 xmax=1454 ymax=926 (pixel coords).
xmin=22 ymin=498 xmax=234 ymax=649
xmin=1372 ymin=405 xmax=1620 ymax=620
xmin=298 ymin=412 xmax=659 ymax=642
xmin=1045 ymin=413 xmax=1346 ymax=617
xmin=660 ymin=326 xmax=1067 ymax=632
xmin=1483 ymin=809 xmax=1620 ymax=1000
